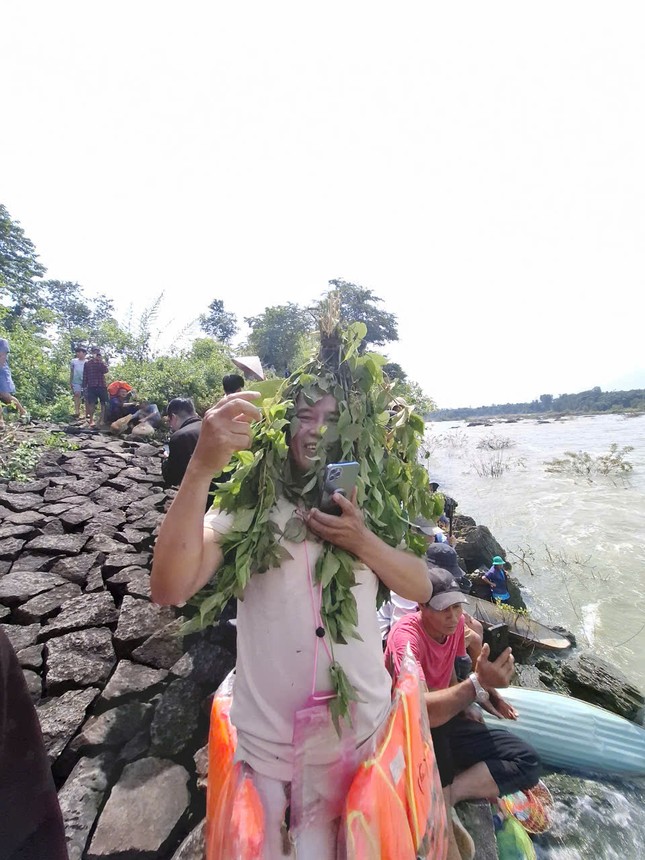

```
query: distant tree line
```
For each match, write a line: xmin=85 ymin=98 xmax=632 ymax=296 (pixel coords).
xmin=430 ymin=386 xmax=645 ymax=421
xmin=1 ymin=203 xmax=433 ymax=420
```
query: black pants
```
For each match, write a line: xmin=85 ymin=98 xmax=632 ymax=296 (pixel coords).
xmin=431 ymin=715 xmax=540 ymax=797
xmin=0 ymin=629 xmax=68 ymax=860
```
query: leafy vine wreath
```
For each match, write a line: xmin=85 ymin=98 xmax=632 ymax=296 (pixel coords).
xmin=183 ymin=318 xmax=440 ymax=727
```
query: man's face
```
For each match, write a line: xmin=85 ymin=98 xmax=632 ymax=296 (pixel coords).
xmin=117 ymin=388 xmax=129 ymax=401
xmin=421 ymin=602 xmax=464 ymax=641
xmin=289 ymin=393 xmax=338 ymax=473
xmin=168 ymin=412 xmax=182 ymax=432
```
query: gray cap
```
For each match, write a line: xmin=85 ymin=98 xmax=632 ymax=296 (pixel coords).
xmin=413 ymin=516 xmax=435 ymax=536
xmin=425 ymin=566 xmax=469 ymax=611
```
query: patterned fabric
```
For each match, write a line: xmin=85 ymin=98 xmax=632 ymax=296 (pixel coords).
xmin=82 ymin=358 xmax=108 ymax=388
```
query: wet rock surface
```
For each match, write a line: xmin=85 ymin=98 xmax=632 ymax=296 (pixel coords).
xmin=0 ymin=428 xmax=233 ymax=859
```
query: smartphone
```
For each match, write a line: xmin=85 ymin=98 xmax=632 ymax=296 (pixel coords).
xmin=483 ymin=623 xmax=509 ymax=662
xmin=318 ymin=461 xmax=360 ymax=515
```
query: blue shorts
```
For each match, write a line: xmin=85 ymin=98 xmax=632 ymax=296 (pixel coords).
xmin=0 ymin=364 xmax=16 ymax=396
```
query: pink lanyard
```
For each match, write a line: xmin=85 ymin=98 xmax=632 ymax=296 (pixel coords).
xmin=303 ymin=538 xmax=334 ymax=697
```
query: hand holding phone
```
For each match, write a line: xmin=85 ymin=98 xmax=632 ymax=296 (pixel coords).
xmin=318 ymin=461 xmax=360 ymax=516
xmin=482 ymin=623 xmax=509 ymax=662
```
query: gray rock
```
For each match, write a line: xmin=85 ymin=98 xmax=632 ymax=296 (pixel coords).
xmin=129 ymin=510 xmax=164 ymax=530
xmin=23 ymin=668 xmax=42 ymax=701
xmin=0 ymin=537 xmax=26 ymax=559
xmin=455 ymin=525 xmax=506 ymax=574
xmin=71 ymin=701 xmax=153 ymax=751
xmin=16 ymin=643 xmax=44 ymax=670
xmin=170 ymin=820 xmax=205 ymax=860
xmin=120 ymin=527 xmax=150 ymax=548
xmin=170 ymin=640 xmax=235 ymax=687
xmin=85 ymin=534 xmax=132 ymax=554
xmin=5 ymin=510 xmax=47 ymax=526
xmin=51 ymin=552 xmax=103 ymax=585
xmin=87 ymin=757 xmax=189 ymax=858
xmin=515 ymin=664 xmax=548 ymax=689
xmin=0 ymin=604 xmax=10 ymax=620
xmin=9 ymin=552 xmax=57 ymax=572
xmin=0 ymin=491 xmax=45 ymax=512
xmin=59 ymin=503 xmax=107 ymax=527
xmin=14 ymin=583 xmax=82 ymax=623
xmin=114 ymin=596 xmax=176 ymax=654
xmin=131 ymin=443 xmax=160 ymax=457
xmin=42 ymin=518 xmax=65 ymax=535
xmin=99 ymin=660 xmax=168 ymax=705
xmin=45 ymin=627 xmax=116 ymax=693
xmin=26 ymin=533 xmax=89 ymax=555
xmin=91 ymin=487 xmax=149 ymax=510
xmin=37 ymin=687 xmax=100 ymax=763
xmin=7 ymin=478 xmax=50 ymax=493
xmin=107 ymin=567 xmax=151 ymax=600
xmin=193 ymin=744 xmax=208 ymax=786
xmin=43 ymin=477 xmax=106 ymax=501
xmin=562 ymin=652 xmax=645 ymax=721
xmin=58 ymin=753 xmax=116 ymax=860
xmin=0 ymin=622 xmax=41 ymax=650
xmin=131 ymin=619 xmax=185 ymax=669
xmin=150 ymin=677 xmax=202 ymax=757
xmin=0 ymin=569 xmax=65 ymax=606
xmin=85 ymin=568 xmax=106 ymax=593
xmin=121 ymin=466 xmax=160 ymax=484
xmin=39 ymin=502 xmax=78 ymax=515
xmin=0 ymin=523 xmax=38 ymax=541
xmin=103 ymin=551 xmax=151 ymax=574
xmin=82 ymin=522 xmax=118 ymax=539
xmin=35 ymin=465 xmax=66 ymax=478
xmin=42 ymin=593 xmax=118 ymax=639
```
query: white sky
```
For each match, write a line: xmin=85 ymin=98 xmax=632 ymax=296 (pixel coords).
xmin=1 ymin=2 xmax=644 ymax=408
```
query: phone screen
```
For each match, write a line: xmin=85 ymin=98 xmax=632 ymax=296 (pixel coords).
xmin=318 ymin=461 xmax=360 ymax=515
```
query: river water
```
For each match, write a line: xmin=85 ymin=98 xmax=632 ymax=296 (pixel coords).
xmin=425 ymin=413 xmax=645 ymax=859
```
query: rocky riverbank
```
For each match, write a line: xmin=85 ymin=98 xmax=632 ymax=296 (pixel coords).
xmin=0 ymin=423 xmax=233 ymax=859
xmin=1 ymin=422 xmax=643 ymax=859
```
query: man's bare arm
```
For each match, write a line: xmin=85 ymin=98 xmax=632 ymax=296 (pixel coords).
xmin=306 ymin=491 xmax=431 ymax=603
xmin=150 ymin=393 xmax=261 ymax=606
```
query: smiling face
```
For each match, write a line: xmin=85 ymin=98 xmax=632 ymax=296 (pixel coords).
xmin=289 ymin=393 xmax=339 ymax=473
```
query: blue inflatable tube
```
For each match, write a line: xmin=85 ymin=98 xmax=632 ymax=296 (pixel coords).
xmin=482 ymin=686 xmax=645 ymax=777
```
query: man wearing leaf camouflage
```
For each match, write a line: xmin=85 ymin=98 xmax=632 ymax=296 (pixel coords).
xmin=151 ymin=379 xmax=431 ymax=858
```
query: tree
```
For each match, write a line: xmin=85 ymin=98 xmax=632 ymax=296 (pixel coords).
xmin=539 ymin=393 xmax=553 ymax=412
xmin=0 ymin=203 xmax=47 ymax=324
xmin=245 ymin=303 xmax=312 ymax=375
xmin=41 ymin=280 xmax=93 ymax=332
xmin=383 ymin=361 xmax=408 ymax=382
xmin=314 ymin=279 xmax=398 ymax=352
xmin=199 ymin=299 xmax=238 ymax=343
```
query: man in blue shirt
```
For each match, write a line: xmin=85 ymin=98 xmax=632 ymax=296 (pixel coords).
xmin=482 ymin=555 xmax=511 ymax=603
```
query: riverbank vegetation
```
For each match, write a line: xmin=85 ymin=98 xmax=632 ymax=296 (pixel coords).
xmin=0 ymin=204 xmax=432 ymax=422
xmin=430 ymin=387 xmax=645 ymax=421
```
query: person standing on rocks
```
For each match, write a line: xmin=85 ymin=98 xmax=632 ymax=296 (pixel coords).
xmin=69 ymin=344 xmax=88 ymax=420
xmin=151 ymin=325 xmax=433 ymax=858
xmin=82 ymin=346 xmax=109 ymax=428
xmin=0 ymin=337 xmax=29 ymax=428
xmin=0 ymin=628 xmax=69 ymax=860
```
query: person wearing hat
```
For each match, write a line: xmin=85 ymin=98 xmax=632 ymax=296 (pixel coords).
xmin=82 ymin=346 xmax=109 ymax=427
xmin=482 ymin=556 xmax=511 ymax=604
xmin=0 ymin=337 xmax=29 ymax=428
xmin=69 ymin=345 xmax=88 ymax=419
xmin=384 ymin=565 xmax=540 ymax=834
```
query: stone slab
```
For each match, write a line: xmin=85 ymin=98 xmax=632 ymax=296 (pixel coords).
xmin=37 ymin=687 xmax=100 ymax=763
xmin=41 ymin=592 xmax=118 ymax=639
xmin=58 ymin=753 xmax=116 ymax=860
xmin=45 ymin=627 xmax=116 ymax=693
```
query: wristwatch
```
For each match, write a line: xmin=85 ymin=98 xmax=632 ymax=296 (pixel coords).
xmin=468 ymin=672 xmax=490 ymax=704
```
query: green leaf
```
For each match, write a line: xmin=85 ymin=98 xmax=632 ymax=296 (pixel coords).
xmin=319 ymin=551 xmax=341 ymax=588
xmin=282 ymin=515 xmax=307 ymax=543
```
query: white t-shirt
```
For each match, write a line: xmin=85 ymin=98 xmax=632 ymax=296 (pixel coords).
xmin=204 ymin=498 xmax=392 ymax=781
xmin=377 ymin=592 xmax=419 ymax=639
xmin=70 ymin=357 xmax=86 ymax=386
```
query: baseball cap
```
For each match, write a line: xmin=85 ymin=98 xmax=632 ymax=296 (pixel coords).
xmin=425 ymin=566 xmax=469 ymax=611
xmin=426 ymin=543 xmax=467 ymax=580
xmin=413 ymin=516 xmax=435 ymax=536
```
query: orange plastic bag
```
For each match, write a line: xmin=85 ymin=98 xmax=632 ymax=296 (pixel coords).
xmin=205 ymin=672 xmax=265 ymax=860
xmin=341 ymin=650 xmax=449 ymax=860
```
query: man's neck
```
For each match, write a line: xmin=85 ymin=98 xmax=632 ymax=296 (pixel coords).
xmin=420 ymin=612 xmax=448 ymax=644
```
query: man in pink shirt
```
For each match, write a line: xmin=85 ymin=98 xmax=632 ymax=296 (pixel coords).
xmin=385 ymin=566 xmax=540 ymax=811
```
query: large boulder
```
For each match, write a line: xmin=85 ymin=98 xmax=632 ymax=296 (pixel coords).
xmin=45 ymin=627 xmax=116 ymax=693
xmin=36 ymin=687 xmax=100 ymax=763
xmin=561 ymin=652 xmax=645 ymax=722
xmin=57 ymin=753 xmax=116 ymax=860
xmin=87 ymin=757 xmax=190 ymax=859
xmin=454 ymin=525 xmax=506 ymax=573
